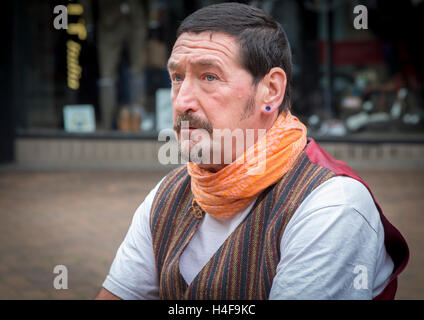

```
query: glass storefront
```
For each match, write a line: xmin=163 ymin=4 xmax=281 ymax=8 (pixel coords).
xmin=6 ymin=0 xmax=424 ymax=137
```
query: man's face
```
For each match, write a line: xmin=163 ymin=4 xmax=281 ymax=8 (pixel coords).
xmin=168 ymin=32 xmax=266 ymax=169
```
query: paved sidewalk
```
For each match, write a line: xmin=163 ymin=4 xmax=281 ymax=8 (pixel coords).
xmin=0 ymin=168 xmax=422 ymax=299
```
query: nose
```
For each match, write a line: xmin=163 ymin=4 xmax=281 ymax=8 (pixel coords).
xmin=172 ymin=77 xmax=199 ymax=116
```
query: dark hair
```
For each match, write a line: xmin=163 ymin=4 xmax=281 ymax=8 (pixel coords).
xmin=177 ymin=2 xmax=292 ymax=113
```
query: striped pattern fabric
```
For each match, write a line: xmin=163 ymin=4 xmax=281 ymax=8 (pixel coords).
xmin=150 ymin=151 xmax=336 ymax=299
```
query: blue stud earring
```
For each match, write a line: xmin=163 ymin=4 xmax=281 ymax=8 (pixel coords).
xmin=265 ymin=106 xmax=271 ymax=112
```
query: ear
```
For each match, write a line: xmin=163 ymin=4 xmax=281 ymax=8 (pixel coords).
xmin=258 ymin=67 xmax=287 ymax=115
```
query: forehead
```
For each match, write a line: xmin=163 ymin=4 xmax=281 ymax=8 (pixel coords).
xmin=168 ymin=32 xmax=241 ymax=68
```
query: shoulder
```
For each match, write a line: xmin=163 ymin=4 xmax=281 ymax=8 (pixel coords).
xmin=149 ymin=165 xmax=193 ymax=229
xmin=134 ymin=167 xmax=186 ymax=221
xmin=151 ymin=166 xmax=189 ymax=200
xmin=161 ymin=165 xmax=188 ymax=184
xmin=131 ymin=176 xmax=167 ymax=235
xmin=280 ymin=175 xmax=384 ymax=257
xmin=289 ymin=175 xmax=381 ymax=234
xmin=273 ymin=175 xmax=391 ymax=299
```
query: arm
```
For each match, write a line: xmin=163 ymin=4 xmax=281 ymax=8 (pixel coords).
xmin=95 ymin=288 xmax=121 ymax=300
xmin=269 ymin=176 xmax=393 ymax=300
xmin=97 ymin=178 xmax=165 ymax=300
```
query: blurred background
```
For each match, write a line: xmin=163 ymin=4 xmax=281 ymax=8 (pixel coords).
xmin=0 ymin=0 xmax=423 ymax=299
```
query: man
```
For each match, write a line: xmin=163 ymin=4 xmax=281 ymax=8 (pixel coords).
xmin=96 ymin=3 xmax=408 ymax=300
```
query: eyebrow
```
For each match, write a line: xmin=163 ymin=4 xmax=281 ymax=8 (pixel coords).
xmin=167 ymin=59 xmax=223 ymax=71
xmin=167 ymin=60 xmax=178 ymax=70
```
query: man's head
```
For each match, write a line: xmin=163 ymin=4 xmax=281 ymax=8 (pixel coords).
xmin=168 ymin=2 xmax=292 ymax=170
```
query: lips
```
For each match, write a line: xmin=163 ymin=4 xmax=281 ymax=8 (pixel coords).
xmin=179 ymin=127 xmax=196 ymax=137
xmin=180 ymin=126 xmax=197 ymax=131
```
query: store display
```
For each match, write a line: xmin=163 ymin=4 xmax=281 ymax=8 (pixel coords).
xmin=81 ymin=0 xmax=148 ymax=130
xmin=8 ymin=0 xmax=423 ymax=137
xmin=63 ymin=104 xmax=96 ymax=133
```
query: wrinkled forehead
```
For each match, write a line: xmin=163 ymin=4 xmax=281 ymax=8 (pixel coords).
xmin=168 ymin=32 xmax=242 ymax=68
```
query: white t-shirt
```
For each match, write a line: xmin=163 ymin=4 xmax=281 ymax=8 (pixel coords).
xmin=102 ymin=175 xmax=394 ymax=300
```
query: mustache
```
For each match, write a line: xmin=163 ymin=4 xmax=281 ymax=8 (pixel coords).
xmin=174 ymin=112 xmax=213 ymax=134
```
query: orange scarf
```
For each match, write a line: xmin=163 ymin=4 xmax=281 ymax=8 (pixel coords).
xmin=187 ymin=111 xmax=307 ymax=219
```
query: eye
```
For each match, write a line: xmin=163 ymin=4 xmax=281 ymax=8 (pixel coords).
xmin=173 ymin=74 xmax=183 ymax=82
xmin=205 ymin=74 xmax=216 ymax=82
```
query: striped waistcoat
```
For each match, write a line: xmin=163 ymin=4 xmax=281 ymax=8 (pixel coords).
xmin=149 ymin=138 xmax=409 ymax=300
